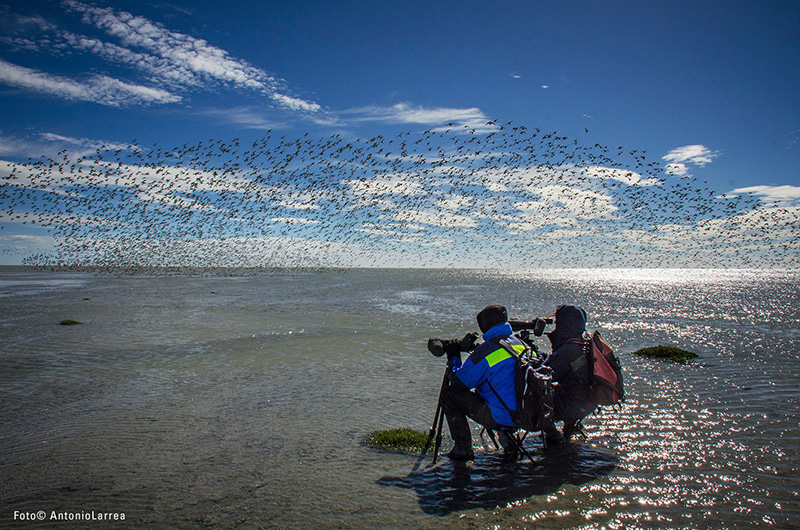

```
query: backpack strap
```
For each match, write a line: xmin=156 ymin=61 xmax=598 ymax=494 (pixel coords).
xmin=564 ymin=337 xmax=591 ymax=373
xmin=485 ymin=379 xmax=515 ymax=417
xmin=486 ymin=339 xmax=526 ymax=423
xmin=498 ymin=339 xmax=528 ymax=359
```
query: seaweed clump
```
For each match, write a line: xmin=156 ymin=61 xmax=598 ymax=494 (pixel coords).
xmin=633 ymin=345 xmax=698 ymax=362
xmin=365 ymin=428 xmax=429 ymax=454
xmin=59 ymin=319 xmax=82 ymax=325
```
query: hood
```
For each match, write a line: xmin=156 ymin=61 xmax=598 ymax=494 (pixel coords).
xmin=547 ymin=305 xmax=588 ymax=350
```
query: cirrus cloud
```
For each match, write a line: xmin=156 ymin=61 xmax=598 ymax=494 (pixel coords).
xmin=0 ymin=58 xmax=181 ymax=106
xmin=0 ymin=1 xmax=321 ymax=113
xmin=343 ymin=102 xmax=496 ymax=132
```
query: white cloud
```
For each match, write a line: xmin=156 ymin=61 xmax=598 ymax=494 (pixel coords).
xmin=270 ymin=217 xmax=320 ymax=225
xmin=501 ymin=215 xmax=571 ymax=233
xmin=355 ymin=226 xmax=398 ymax=236
xmin=393 ymin=208 xmax=479 ymax=228
xmin=0 ymin=134 xmax=42 ymax=157
xmin=277 ymin=192 xmax=321 ymax=210
xmin=51 ymin=235 xmax=366 ymax=268
xmin=270 ymin=93 xmax=321 ymax=113
xmin=2 ymin=156 xmax=255 ymax=211
xmin=91 ymin=74 xmax=183 ymax=105
xmin=62 ymin=0 xmax=320 ymax=112
xmin=583 ymin=165 xmax=661 ymax=186
xmin=664 ymin=163 xmax=689 ymax=176
xmin=437 ymin=195 xmax=474 ymax=211
xmin=527 ymin=184 xmax=617 ymax=219
xmin=38 ymin=132 xmax=129 ymax=152
xmin=344 ymin=102 xmax=495 ymax=132
xmin=725 ymin=185 xmax=800 ymax=207
xmin=0 ymin=234 xmax=53 ymax=245
xmin=0 ymin=132 xmax=130 ymax=160
xmin=196 ymin=107 xmax=282 ymax=130
xmin=0 ymin=2 xmax=320 ymax=113
xmin=662 ymin=145 xmax=719 ymax=167
xmin=0 ymin=208 xmax=111 ymax=228
xmin=0 ymin=58 xmax=181 ymax=106
xmin=346 ymin=173 xmax=426 ymax=197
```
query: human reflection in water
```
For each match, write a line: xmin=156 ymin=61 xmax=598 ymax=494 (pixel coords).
xmin=376 ymin=442 xmax=618 ymax=516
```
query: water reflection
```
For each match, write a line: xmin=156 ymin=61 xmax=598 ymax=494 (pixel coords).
xmin=378 ymin=443 xmax=618 ymax=516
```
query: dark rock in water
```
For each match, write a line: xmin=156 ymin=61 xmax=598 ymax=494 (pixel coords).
xmin=365 ymin=428 xmax=428 ymax=454
xmin=633 ymin=345 xmax=698 ymax=362
xmin=59 ymin=319 xmax=82 ymax=326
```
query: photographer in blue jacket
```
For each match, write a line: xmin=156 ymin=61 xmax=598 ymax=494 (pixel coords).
xmin=430 ymin=305 xmax=525 ymax=461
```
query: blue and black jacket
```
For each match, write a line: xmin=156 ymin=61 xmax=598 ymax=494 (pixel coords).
xmin=449 ymin=322 xmax=524 ymax=427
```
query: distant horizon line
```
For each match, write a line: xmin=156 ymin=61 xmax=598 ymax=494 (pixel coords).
xmin=0 ymin=264 xmax=796 ymax=272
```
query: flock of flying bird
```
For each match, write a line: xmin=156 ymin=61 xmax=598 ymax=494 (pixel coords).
xmin=1 ymin=121 xmax=797 ymax=270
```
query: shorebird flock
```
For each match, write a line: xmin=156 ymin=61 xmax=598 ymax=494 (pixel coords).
xmin=1 ymin=122 xmax=797 ymax=270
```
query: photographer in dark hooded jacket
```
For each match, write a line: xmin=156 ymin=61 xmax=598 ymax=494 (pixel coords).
xmin=544 ymin=305 xmax=596 ymax=436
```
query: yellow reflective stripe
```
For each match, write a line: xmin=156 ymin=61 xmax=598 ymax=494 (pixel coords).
xmin=485 ymin=348 xmax=512 ymax=367
xmin=512 ymin=343 xmax=526 ymax=355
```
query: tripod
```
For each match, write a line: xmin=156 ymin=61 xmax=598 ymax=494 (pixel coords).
xmin=413 ymin=362 xmax=450 ymax=470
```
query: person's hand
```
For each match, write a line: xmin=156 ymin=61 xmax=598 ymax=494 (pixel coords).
xmin=442 ymin=339 xmax=462 ymax=357
xmin=459 ymin=332 xmax=479 ymax=351
xmin=532 ymin=318 xmax=548 ymax=337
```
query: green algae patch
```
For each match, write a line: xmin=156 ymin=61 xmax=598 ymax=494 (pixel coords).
xmin=633 ymin=345 xmax=698 ymax=362
xmin=59 ymin=319 xmax=82 ymax=326
xmin=365 ymin=428 xmax=429 ymax=454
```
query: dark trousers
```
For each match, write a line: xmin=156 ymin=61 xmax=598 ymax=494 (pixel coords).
xmin=441 ymin=385 xmax=507 ymax=452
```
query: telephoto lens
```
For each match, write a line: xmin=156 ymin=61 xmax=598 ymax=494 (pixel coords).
xmin=509 ymin=317 xmax=552 ymax=335
xmin=427 ymin=338 xmax=445 ymax=357
xmin=508 ymin=319 xmax=534 ymax=331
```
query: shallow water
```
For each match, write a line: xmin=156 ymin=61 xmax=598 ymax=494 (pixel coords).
xmin=0 ymin=267 xmax=798 ymax=529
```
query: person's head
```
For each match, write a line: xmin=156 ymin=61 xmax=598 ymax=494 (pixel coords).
xmin=548 ymin=305 xmax=588 ymax=348
xmin=476 ymin=304 xmax=508 ymax=334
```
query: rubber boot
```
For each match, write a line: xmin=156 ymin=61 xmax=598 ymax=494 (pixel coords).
xmin=496 ymin=431 xmax=518 ymax=461
xmin=443 ymin=411 xmax=474 ymax=461
xmin=543 ymin=421 xmax=564 ymax=447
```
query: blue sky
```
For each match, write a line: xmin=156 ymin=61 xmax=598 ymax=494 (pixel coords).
xmin=0 ymin=0 xmax=798 ymax=267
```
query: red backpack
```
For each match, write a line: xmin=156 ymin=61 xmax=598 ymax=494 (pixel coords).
xmin=586 ymin=331 xmax=624 ymax=406
xmin=569 ymin=331 xmax=624 ymax=407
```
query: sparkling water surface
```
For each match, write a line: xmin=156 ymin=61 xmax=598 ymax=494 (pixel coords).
xmin=0 ymin=267 xmax=798 ymax=529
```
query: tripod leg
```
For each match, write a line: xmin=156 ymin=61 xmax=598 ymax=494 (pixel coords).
xmin=505 ymin=431 xmax=536 ymax=464
xmin=420 ymin=400 xmax=441 ymax=456
xmin=412 ymin=365 xmax=450 ymax=473
xmin=483 ymin=428 xmax=500 ymax=450
xmin=420 ymin=368 xmax=449 ymax=457
xmin=515 ymin=433 xmax=535 ymax=463
xmin=411 ymin=400 xmax=442 ymax=474
xmin=432 ymin=402 xmax=446 ymax=464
